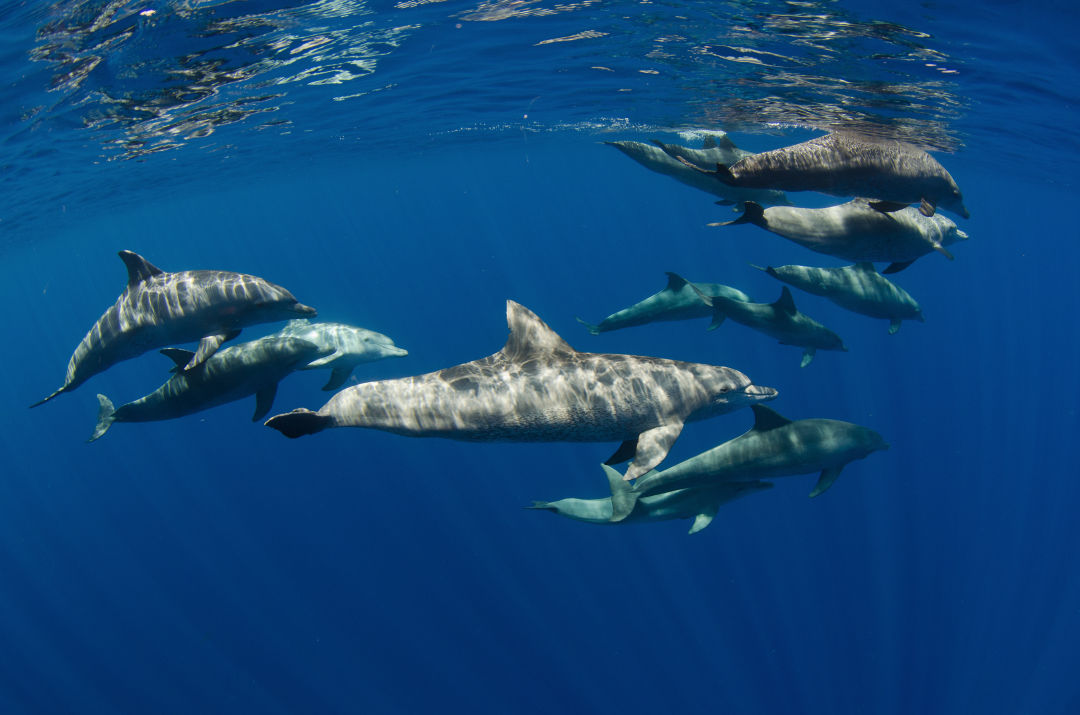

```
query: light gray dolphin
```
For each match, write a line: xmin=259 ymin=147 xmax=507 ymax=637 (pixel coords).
xmin=677 ymin=275 xmax=846 ymax=367
xmin=33 ymin=251 xmax=317 ymax=407
xmin=90 ymin=336 xmax=331 ymax=441
xmin=265 ymin=300 xmax=778 ymax=481
xmin=576 ymin=273 xmax=752 ymax=335
xmin=273 ymin=319 xmax=408 ymax=391
xmin=605 ymin=136 xmax=790 ymax=207
xmin=714 ymin=199 xmax=969 ymax=274
xmin=528 ymin=464 xmax=773 ymax=534
xmin=677 ymin=132 xmax=969 ymax=219
xmin=610 ymin=404 xmax=888 ymax=521
xmin=754 ymin=262 xmax=924 ymax=334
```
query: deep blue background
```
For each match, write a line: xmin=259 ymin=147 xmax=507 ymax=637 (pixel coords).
xmin=2 ymin=1 xmax=1079 ymax=713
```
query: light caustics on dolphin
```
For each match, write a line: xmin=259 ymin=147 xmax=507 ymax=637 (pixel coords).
xmin=265 ymin=300 xmax=778 ymax=482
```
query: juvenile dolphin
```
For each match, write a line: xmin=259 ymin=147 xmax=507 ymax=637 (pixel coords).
xmin=577 ymin=273 xmax=752 ymax=335
xmin=678 ymin=132 xmax=969 ymax=218
xmin=33 ymin=251 xmax=316 ymax=407
xmin=678 ymin=276 xmax=846 ymax=367
xmin=755 ymin=262 xmax=924 ymax=334
xmin=528 ymin=464 xmax=773 ymax=534
xmin=265 ymin=300 xmax=778 ymax=481
xmin=273 ymin=319 xmax=408 ymax=391
xmin=605 ymin=137 xmax=790 ymax=207
xmin=90 ymin=336 xmax=331 ymax=441
xmin=610 ymin=404 xmax=888 ymax=521
xmin=715 ymin=199 xmax=968 ymax=273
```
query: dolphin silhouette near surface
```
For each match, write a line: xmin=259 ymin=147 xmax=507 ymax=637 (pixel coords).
xmin=266 ymin=300 xmax=778 ymax=481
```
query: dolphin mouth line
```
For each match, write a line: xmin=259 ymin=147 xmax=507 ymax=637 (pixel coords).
xmin=744 ymin=385 xmax=778 ymax=398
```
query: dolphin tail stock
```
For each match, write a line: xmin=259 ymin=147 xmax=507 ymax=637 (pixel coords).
xmin=264 ymin=408 xmax=333 ymax=438
xmin=88 ymin=394 xmax=116 ymax=442
xmin=707 ymin=201 xmax=765 ymax=228
xmin=30 ymin=385 xmax=66 ymax=408
xmin=575 ymin=316 xmax=602 ymax=336
xmin=604 ymin=464 xmax=641 ymax=523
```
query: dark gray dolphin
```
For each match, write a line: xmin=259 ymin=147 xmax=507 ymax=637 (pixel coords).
xmin=272 ymin=319 xmax=408 ymax=391
xmin=678 ymin=275 xmax=846 ymax=367
xmin=715 ymin=199 xmax=968 ymax=273
xmin=576 ymin=273 xmax=751 ymax=335
xmin=265 ymin=300 xmax=778 ymax=481
xmin=755 ymin=262 xmax=924 ymax=334
xmin=32 ymin=251 xmax=316 ymax=407
xmin=605 ymin=137 xmax=790 ymax=207
xmin=528 ymin=464 xmax=772 ymax=534
xmin=89 ymin=336 xmax=331 ymax=441
xmin=678 ymin=132 xmax=969 ymax=219
xmin=610 ymin=404 xmax=888 ymax=521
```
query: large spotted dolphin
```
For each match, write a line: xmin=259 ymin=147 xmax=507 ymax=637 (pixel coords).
xmin=265 ymin=300 xmax=778 ymax=481
xmin=32 ymin=250 xmax=316 ymax=407
xmin=674 ymin=132 xmax=969 ymax=219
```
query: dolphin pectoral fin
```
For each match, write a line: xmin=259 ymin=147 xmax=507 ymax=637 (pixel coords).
xmin=708 ymin=310 xmax=726 ymax=330
xmin=604 ymin=464 xmax=639 ymax=522
xmin=809 ymin=466 xmax=844 ymax=497
xmin=688 ymin=505 xmax=720 ymax=534
xmin=800 ymin=349 xmax=816 ymax=368
xmin=305 ymin=350 xmax=342 ymax=369
xmin=889 ymin=319 xmax=902 ymax=335
xmin=623 ymin=421 xmax=684 ymax=481
xmin=882 ymin=260 xmax=915 ymax=274
xmin=30 ymin=386 xmax=66 ymax=408
xmin=252 ymin=384 xmax=278 ymax=421
xmin=187 ymin=330 xmax=241 ymax=371
xmin=919 ymin=198 xmax=936 ymax=217
xmin=604 ymin=438 xmax=639 ymax=466
xmin=868 ymin=200 xmax=909 ymax=214
xmin=321 ymin=367 xmax=352 ymax=392
xmin=933 ymin=244 xmax=955 ymax=260
xmin=526 ymin=501 xmax=556 ymax=512
xmin=575 ymin=316 xmax=601 ymax=335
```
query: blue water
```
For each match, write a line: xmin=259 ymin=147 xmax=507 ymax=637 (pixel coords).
xmin=2 ymin=1 xmax=1079 ymax=713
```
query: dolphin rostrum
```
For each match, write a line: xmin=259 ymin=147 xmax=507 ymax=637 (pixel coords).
xmin=610 ymin=404 xmax=888 ymax=521
xmin=89 ymin=336 xmax=331 ymax=441
xmin=677 ymin=275 xmax=846 ymax=367
xmin=576 ymin=273 xmax=751 ymax=335
xmin=528 ymin=464 xmax=773 ymax=534
xmin=675 ymin=132 xmax=969 ymax=219
xmin=605 ymin=137 xmax=790 ymax=207
xmin=265 ymin=300 xmax=778 ymax=481
xmin=754 ymin=262 xmax=924 ymax=334
xmin=715 ymin=199 xmax=968 ymax=274
xmin=33 ymin=251 xmax=316 ymax=407
xmin=272 ymin=319 xmax=408 ymax=391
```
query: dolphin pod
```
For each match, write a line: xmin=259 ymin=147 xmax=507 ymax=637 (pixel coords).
xmin=32 ymin=250 xmax=317 ymax=407
xmin=265 ymin=300 xmax=778 ymax=482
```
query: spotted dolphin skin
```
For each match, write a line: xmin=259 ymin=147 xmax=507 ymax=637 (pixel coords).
xmin=610 ymin=405 xmax=888 ymax=521
xmin=755 ymin=262 xmax=924 ymax=334
xmin=32 ymin=251 xmax=316 ymax=407
xmin=716 ymin=199 xmax=968 ymax=274
xmin=89 ymin=336 xmax=331 ymax=442
xmin=576 ymin=273 xmax=752 ymax=335
xmin=528 ymin=464 xmax=773 ymax=534
xmin=680 ymin=132 xmax=969 ymax=219
xmin=273 ymin=319 xmax=408 ymax=391
xmin=265 ymin=300 xmax=778 ymax=481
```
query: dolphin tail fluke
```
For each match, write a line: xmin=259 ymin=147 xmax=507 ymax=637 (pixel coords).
xmin=604 ymin=464 xmax=639 ymax=522
xmin=264 ymin=408 xmax=332 ymax=438
xmin=708 ymin=201 xmax=765 ymax=228
xmin=575 ymin=316 xmax=601 ymax=336
xmin=88 ymin=394 xmax=116 ymax=442
xmin=809 ymin=466 xmax=844 ymax=498
xmin=30 ymin=386 xmax=66 ymax=408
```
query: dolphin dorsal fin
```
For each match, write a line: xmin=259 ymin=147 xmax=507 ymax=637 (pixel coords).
xmin=160 ymin=348 xmax=196 ymax=372
xmin=750 ymin=404 xmax=792 ymax=431
xmin=118 ymin=251 xmax=165 ymax=287
xmin=501 ymin=301 xmax=574 ymax=362
xmin=773 ymin=287 xmax=797 ymax=315
xmin=664 ymin=272 xmax=688 ymax=292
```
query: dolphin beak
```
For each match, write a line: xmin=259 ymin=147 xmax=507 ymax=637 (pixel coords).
xmin=294 ymin=303 xmax=317 ymax=316
xmin=390 ymin=346 xmax=408 ymax=357
xmin=745 ymin=384 xmax=778 ymax=400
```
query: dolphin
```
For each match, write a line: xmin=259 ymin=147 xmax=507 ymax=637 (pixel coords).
xmin=677 ymin=275 xmax=846 ymax=367
xmin=754 ymin=262 xmax=924 ymax=334
xmin=675 ymin=132 xmax=969 ymax=219
xmin=528 ymin=464 xmax=773 ymax=534
xmin=272 ymin=319 xmax=408 ymax=391
xmin=610 ymin=404 xmax=888 ymax=521
xmin=576 ymin=273 xmax=752 ymax=335
xmin=33 ymin=251 xmax=317 ymax=407
xmin=89 ymin=336 xmax=331 ymax=441
xmin=714 ymin=199 xmax=968 ymax=273
xmin=605 ymin=137 xmax=790 ymax=207
xmin=265 ymin=300 xmax=778 ymax=481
